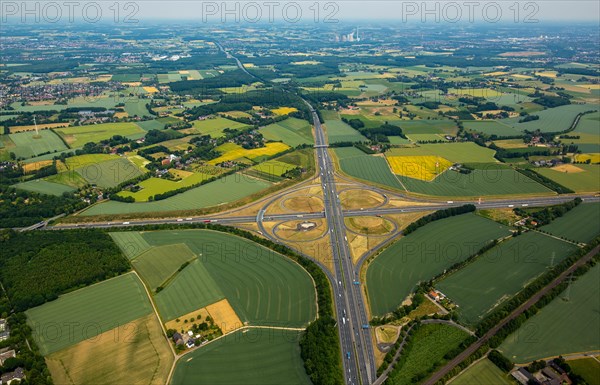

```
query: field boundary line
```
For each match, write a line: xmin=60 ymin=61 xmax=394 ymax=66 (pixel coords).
xmin=173 ymin=324 xmax=306 ymax=362
xmin=131 ymin=270 xmax=178 ymax=384
xmin=382 ymin=153 xmax=409 ymax=192
xmin=512 ymin=350 xmax=600 ymax=366
xmin=531 ymin=228 xmax=583 ymax=247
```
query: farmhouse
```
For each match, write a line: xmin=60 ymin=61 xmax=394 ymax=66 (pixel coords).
xmin=172 ymin=332 xmax=184 ymax=346
xmin=0 ymin=349 xmax=16 ymax=365
xmin=428 ymin=290 xmax=440 ymax=301
xmin=511 ymin=364 xmax=572 ymax=385
xmin=0 ymin=367 xmax=25 ymax=385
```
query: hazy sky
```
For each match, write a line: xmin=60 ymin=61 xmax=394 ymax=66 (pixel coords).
xmin=121 ymin=1 xmax=598 ymax=22
xmin=2 ymin=1 xmax=599 ymax=24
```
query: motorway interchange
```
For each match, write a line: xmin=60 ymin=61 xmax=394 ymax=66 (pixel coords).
xmin=39 ymin=45 xmax=600 ymax=385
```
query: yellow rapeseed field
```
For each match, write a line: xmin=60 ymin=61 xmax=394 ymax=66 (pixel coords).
xmin=271 ymin=107 xmax=298 ymax=116
xmin=574 ymin=153 xmax=600 ymax=164
xmin=387 ymin=155 xmax=453 ymax=181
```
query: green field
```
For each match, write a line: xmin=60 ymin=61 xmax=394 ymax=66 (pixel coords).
xmin=81 ymin=173 xmax=272 ymax=215
xmin=463 ymin=120 xmax=522 ymax=137
xmin=389 ymin=136 xmax=412 ymax=145
xmin=54 ymin=122 xmax=144 ymax=148
xmin=394 ymin=120 xmax=458 ymax=135
xmin=573 ymin=111 xmax=600 ymax=135
xmin=536 ymin=164 xmax=600 ymax=192
xmin=449 ymin=358 xmax=512 ymax=385
xmin=134 ymin=230 xmax=316 ymax=326
xmin=6 ymin=130 xmax=68 ymax=159
xmin=386 ymin=323 xmax=469 ymax=385
xmin=386 ymin=143 xmax=498 ymax=163
xmin=12 ymin=179 xmax=76 ymax=196
xmin=568 ymin=358 xmax=600 ymax=385
xmin=132 ymin=244 xmax=198 ymax=291
xmin=188 ymin=117 xmax=250 ymax=137
xmin=399 ymin=168 xmax=552 ymax=197
xmin=437 ymin=232 xmax=575 ymax=324
xmin=335 ymin=147 xmax=405 ymax=190
xmin=44 ymin=170 xmax=88 ymax=189
xmin=260 ymin=117 xmax=314 ymax=147
xmin=247 ymin=160 xmax=297 ymax=181
xmin=367 ymin=214 xmax=510 ymax=316
xmin=75 ymin=157 xmax=144 ymax=188
xmin=171 ymin=329 xmax=311 ymax=385
xmin=501 ymin=104 xmax=595 ymax=133
xmin=64 ymin=154 xmax=122 ymax=168
xmin=324 ymin=119 xmax=367 ymax=143
xmin=124 ymin=99 xmax=153 ymax=118
xmin=154 ymin=259 xmax=224 ymax=320
xmin=109 ymin=232 xmax=152 ymax=259
xmin=541 ymin=202 xmax=600 ymax=243
xmin=499 ymin=264 xmax=600 ymax=363
xmin=135 ymin=119 xmax=168 ymax=131
xmin=25 ymin=273 xmax=152 ymax=355
xmin=117 ymin=172 xmax=213 ymax=202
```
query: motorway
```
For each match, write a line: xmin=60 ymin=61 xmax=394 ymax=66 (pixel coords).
xmin=309 ymin=102 xmax=376 ymax=385
xmin=40 ymin=43 xmax=600 ymax=385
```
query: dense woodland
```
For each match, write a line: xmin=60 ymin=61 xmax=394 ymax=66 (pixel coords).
xmin=0 ymin=188 xmax=87 ymax=228
xmin=0 ymin=229 xmax=130 ymax=311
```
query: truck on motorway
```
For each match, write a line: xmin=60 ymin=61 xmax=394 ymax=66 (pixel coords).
xmin=122 ymin=222 xmax=130 ymax=225
xmin=346 ymin=352 xmax=350 ymax=359
xmin=362 ymin=324 xmax=369 ymax=329
xmin=353 ymin=281 xmax=360 ymax=285
xmin=342 ymin=317 xmax=346 ymax=325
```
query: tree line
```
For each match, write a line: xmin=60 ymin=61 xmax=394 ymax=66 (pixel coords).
xmin=404 ymin=205 xmax=476 ymax=235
